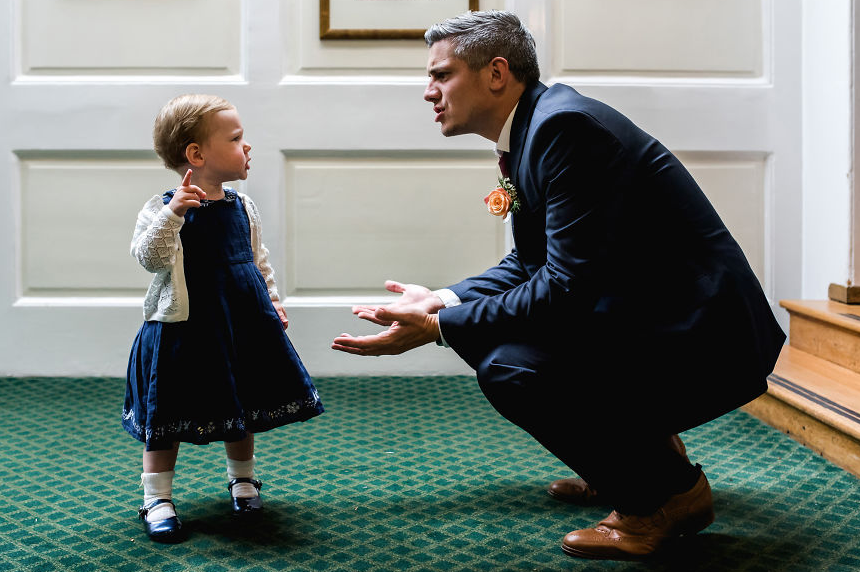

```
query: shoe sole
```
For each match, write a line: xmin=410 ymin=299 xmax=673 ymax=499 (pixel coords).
xmin=148 ymin=530 xmax=186 ymax=544
xmin=561 ymin=543 xmax=645 ymax=561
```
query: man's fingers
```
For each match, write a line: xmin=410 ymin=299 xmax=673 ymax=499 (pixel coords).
xmin=332 ymin=333 xmax=367 ymax=347
xmin=353 ymin=304 xmax=394 ymax=325
xmin=332 ymin=334 xmax=383 ymax=356
xmin=332 ymin=344 xmax=376 ymax=356
xmin=331 ymin=342 xmax=365 ymax=355
xmin=356 ymin=310 xmax=393 ymax=326
xmin=352 ymin=304 xmax=379 ymax=315
xmin=374 ymin=306 xmax=404 ymax=323
xmin=384 ymin=280 xmax=405 ymax=293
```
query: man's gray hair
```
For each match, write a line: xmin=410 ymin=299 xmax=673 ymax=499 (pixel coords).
xmin=425 ymin=10 xmax=540 ymax=86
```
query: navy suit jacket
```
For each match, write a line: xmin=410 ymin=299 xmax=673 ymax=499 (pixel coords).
xmin=438 ymin=82 xmax=785 ymax=432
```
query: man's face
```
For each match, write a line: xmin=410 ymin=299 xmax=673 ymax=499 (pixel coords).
xmin=424 ymin=39 xmax=493 ymax=138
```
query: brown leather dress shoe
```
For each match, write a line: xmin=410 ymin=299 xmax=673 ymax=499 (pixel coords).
xmin=561 ymin=469 xmax=714 ymax=560
xmin=547 ymin=477 xmax=602 ymax=505
xmin=548 ymin=434 xmax=688 ymax=505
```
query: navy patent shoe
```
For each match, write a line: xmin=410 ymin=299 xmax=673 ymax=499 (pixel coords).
xmin=138 ymin=499 xmax=184 ymax=543
xmin=228 ymin=478 xmax=263 ymax=514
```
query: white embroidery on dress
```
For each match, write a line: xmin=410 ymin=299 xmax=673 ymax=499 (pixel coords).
xmin=122 ymin=392 xmax=322 ymax=445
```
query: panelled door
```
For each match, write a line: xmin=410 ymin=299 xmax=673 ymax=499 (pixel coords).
xmin=0 ymin=0 xmax=797 ymax=376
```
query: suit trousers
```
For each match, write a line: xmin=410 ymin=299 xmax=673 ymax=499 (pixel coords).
xmin=469 ymin=340 xmax=700 ymax=515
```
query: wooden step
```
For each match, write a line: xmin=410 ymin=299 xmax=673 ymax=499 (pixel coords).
xmin=780 ymin=299 xmax=860 ymax=374
xmin=743 ymin=345 xmax=860 ymax=477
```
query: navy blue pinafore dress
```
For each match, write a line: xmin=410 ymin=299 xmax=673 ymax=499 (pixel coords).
xmin=123 ymin=189 xmax=324 ymax=450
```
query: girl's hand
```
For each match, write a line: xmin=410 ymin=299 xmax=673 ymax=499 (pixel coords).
xmin=272 ymin=301 xmax=289 ymax=330
xmin=167 ymin=169 xmax=206 ymax=217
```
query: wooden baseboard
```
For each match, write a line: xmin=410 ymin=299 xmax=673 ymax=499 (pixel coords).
xmin=743 ymin=393 xmax=860 ymax=478
xmin=829 ymin=283 xmax=860 ymax=304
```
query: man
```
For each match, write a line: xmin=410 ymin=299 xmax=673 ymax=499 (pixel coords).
xmin=332 ymin=10 xmax=785 ymax=561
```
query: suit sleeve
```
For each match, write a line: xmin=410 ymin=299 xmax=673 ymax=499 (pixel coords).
xmin=439 ymin=111 xmax=627 ymax=349
xmin=447 ymin=249 xmax=531 ymax=303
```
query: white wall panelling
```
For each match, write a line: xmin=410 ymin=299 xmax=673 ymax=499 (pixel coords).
xmin=17 ymin=153 xmax=179 ymax=296
xmin=555 ymin=0 xmax=763 ymax=77
xmin=282 ymin=152 xmax=503 ymax=295
xmin=16 ymin=0 xmax=244 ymax=79
xmin=0 ymin=0 xmax=804 ymax=376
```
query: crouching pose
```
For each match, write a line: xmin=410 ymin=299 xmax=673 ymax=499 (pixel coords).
xmin=332 ymin=11 xmax=784 ymax=561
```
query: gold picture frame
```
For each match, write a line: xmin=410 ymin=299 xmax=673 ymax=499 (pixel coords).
xmin=320 ymin=0 xmax=479 ymax=40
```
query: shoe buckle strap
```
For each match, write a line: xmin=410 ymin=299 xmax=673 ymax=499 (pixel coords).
xmin=138 ymin=498 xmax=175 ymax=520
xmin=228 ymin=477 xmax=262 ymax=492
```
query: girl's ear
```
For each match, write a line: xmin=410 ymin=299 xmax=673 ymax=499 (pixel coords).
xmin=185 ymin=143 xmax=204 ymax=167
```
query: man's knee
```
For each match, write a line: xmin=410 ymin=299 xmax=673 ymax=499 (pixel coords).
xmin=475 ymin=341 xmax=555 ymax=384
xmin=477 ymin=350 xmax=532 ymax=389
xmin=475 ymin=347 xmax=546 ymax=419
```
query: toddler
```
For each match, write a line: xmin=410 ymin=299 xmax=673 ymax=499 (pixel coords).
xmin=123 ymin=94 xmax=324 ymax=543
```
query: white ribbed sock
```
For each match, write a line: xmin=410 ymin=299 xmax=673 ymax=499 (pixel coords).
xmin=227 ymin=456 xmax=258 ymax=498
xmin=141 ymin=471 xmax=176 ymax=521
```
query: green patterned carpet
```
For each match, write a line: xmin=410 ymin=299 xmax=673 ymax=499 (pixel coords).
xmin=2 ymin=375 xmax=860 ymax=572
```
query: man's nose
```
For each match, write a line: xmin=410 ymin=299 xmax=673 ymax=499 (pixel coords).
xmin=424 ymin=83 xmax=439 ymax=102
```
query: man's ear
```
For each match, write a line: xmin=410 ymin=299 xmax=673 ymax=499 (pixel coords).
xmin=185 ymin=143 xmax=204 ymax=167
xmin=487 ymin=56 xmax=510 ymax=91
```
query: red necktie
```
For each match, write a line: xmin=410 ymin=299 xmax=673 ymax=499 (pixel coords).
xmin=498 ymin=152 xmax=510 ymax=179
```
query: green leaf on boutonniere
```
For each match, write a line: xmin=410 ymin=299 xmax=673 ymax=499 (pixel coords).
xmin=498 ymin=176 xmax=521 ymax=213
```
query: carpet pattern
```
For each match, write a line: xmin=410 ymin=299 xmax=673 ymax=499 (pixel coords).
xmin=1 ymin=375 xmax=860 ymax=571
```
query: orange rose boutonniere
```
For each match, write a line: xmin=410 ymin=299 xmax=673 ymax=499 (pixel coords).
xmin=483 ymin=176 xmax=521 ymax=220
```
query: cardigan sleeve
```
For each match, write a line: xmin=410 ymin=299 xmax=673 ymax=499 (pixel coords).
xmin=130 ymin=196 xmax=185 ymax=273
xmin=242 ymin=194 xmax=280 ymax=302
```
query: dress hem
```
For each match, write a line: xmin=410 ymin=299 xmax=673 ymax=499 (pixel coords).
xmin=122 ymin=398 xmax=324 ymax=450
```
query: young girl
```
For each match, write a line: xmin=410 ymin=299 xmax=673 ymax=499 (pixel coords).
xmin=123 ymin=94 xmax=324 ymax=543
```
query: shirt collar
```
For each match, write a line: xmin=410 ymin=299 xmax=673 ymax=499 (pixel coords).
xmin=495 ymin=102 xmax=518 ymax=156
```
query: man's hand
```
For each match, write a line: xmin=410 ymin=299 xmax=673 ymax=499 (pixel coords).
xmin=333 ymin=280 xmax=446 ymax=356
xmin=351 ymin=280 xmax=445 ymax=326
xmin=332 ymin=305 xmax=440 ymax=356
xmin=167 ymin=169 xmax=206 ymax=217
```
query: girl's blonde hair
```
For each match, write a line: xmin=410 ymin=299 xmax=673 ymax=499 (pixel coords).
xmin=153 ymin=94 xmax=234 ymax=171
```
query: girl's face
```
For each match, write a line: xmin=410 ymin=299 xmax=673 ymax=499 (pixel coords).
xmin=199 ymin=108 xmax=251 ymax=182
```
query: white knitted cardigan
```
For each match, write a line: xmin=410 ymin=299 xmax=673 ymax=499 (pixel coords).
xmin=131 ymin=191 xmax=279 ymax=322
